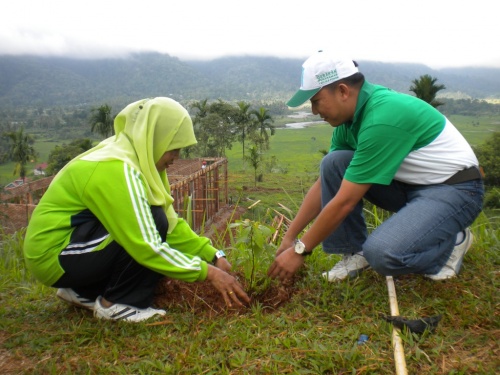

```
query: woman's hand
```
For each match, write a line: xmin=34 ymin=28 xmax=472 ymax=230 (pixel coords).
xmin=206 ymin=265 xmax=251 ymax=307
xmin=214 ymin=257 xmax=232 ymax=272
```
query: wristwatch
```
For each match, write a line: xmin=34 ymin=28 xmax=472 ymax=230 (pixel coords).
xmin=212 ymin=249 xmax=226 ymax=263
xmin=294 ymin=239 xmax=311 ymax=256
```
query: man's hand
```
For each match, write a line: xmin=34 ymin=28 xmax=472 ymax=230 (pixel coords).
xmin=275 ymin=237 xmax=294 ymax=257
xmin=206 ymin=265 xmax=251 ymax=307
xmin=267 ymin=247 xmax=305 ymax=283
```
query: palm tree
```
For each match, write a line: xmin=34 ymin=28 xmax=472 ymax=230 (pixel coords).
xmin=235 ymin=101 xmax=254 ymax=158
xmin=189 ymin=99 xmax=210 ymax=158
xmin=245 ymin=146 xmax=261 ymax=187
xmin=190 ymin=99 xmax=209 ymax=120
xmin=250 ymin=107 xmax=275 ymax=152
xmin=409 ymin=75 xmax=446 ymax=108
xmin=90 ymin=104 xmax=114 ymax=138
xmin=5 ymin=127 xmax=37 ymax=182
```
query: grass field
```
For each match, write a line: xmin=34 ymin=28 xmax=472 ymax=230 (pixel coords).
xmin=1 ymin=116 xmax=499 ymax=374
xmin=447 ymin=114 xmax=500 ymax=146
xmin=1 ymin=211 xmax=498 ymax=374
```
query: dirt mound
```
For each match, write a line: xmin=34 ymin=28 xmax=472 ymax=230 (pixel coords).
xmin=154 ymin=204 xmax=297 ymax=316
xmin=155 ymin=276 xmax=297 ymax=317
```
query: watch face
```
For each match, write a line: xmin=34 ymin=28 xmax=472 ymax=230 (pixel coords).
xmin=295 ymin=241 xmax=306 ymax=254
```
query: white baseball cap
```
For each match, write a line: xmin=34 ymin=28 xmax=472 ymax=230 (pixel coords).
xmin=286 ymin=51 xmax=359 ymax=107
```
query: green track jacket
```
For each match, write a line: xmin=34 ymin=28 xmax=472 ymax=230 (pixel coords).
xmin=24 ymin=159 xmax=217 ymax=286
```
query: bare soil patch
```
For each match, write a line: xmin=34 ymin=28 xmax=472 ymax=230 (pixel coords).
xmin=0 ymin=335 xmax=37 ymax=374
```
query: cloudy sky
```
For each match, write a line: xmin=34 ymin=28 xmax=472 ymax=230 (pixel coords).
xmin=1 ymin=0 xmax=498 ymax=69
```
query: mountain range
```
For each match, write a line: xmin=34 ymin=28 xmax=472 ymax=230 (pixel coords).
xmin=1 ymin=52 xmax=499 ymax=109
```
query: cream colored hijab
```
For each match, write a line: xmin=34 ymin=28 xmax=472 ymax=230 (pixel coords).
xmin=75 ymin=97 xmax=197 ymax=232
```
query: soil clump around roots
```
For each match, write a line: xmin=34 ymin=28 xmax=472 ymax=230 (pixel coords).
xmin=155 ymin=277 xmax=298 ymax=317
xmin=154 ymin=204 xmax=297 ymax=316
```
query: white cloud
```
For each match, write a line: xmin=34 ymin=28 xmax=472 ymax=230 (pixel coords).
xmin=1 ymin=0 xmax=499 ymax=68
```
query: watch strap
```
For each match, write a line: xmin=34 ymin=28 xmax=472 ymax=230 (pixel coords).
xmin=295 ymin=239 xmax=312 ymax=256
xmin=212 ymin=249 xmax=226 ymax=263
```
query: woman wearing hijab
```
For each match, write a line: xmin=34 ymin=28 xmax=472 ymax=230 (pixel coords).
xmin=23 ymin=97 xmax=250 ymax=322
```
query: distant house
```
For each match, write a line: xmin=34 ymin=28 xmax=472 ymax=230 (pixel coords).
xmin=4 ymin=179 xmax=25 ymax=190
xmin=34 ymin=163 xmax=48 ymax=176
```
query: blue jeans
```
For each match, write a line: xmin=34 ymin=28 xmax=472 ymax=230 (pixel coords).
xmin=320 ymin=151 xmax=484 ymax=276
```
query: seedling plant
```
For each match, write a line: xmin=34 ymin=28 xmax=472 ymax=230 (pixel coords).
xmin=228 ymin=218 xmax=276 ymax=294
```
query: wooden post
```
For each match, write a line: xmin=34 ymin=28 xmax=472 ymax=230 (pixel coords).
xmin=386 ymin=276 xmax=408 ymax=375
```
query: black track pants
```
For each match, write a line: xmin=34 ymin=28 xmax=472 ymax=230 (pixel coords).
xmin=52 ymin=206 xmax=168 ymax=308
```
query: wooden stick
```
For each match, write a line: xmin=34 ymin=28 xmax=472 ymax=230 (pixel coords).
xmin=271 ymin=215 xmax=284 ymax=243
xmin=247 ymin=200 xmax=261 ymax=209
xmin=386 ymin=276 xmax=409 ymax=375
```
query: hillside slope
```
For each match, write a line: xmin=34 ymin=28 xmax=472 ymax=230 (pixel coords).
xmin=0 ymin=53 xmax=499 ymax=109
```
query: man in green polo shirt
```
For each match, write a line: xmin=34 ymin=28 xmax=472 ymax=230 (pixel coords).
xmin=268 ymin=50 xmax=484 ymax=283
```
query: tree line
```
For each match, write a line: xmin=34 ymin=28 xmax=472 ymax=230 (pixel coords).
xmin=83 ymin=99 xmax=276 ymax=159
xmin=1 ymin=99 xmax=277 ymax=180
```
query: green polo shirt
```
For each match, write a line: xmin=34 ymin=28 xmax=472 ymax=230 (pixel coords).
xmin=330 ymin=81 xmax=477 ymax=185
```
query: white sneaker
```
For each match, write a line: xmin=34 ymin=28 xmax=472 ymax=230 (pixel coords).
xmin=94 ymin=296 xmax=167 ymax=322
xmin=56 ymin=288 xmax=95 ymax=310
xmin=426 ymin=228 xmax=473 ymax=281
xmin=322 ymin=253 xmax=370 ymax=282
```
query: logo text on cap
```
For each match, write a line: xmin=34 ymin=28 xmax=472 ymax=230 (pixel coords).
xmin=316 ymin=70 xmax=339 ymax=85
